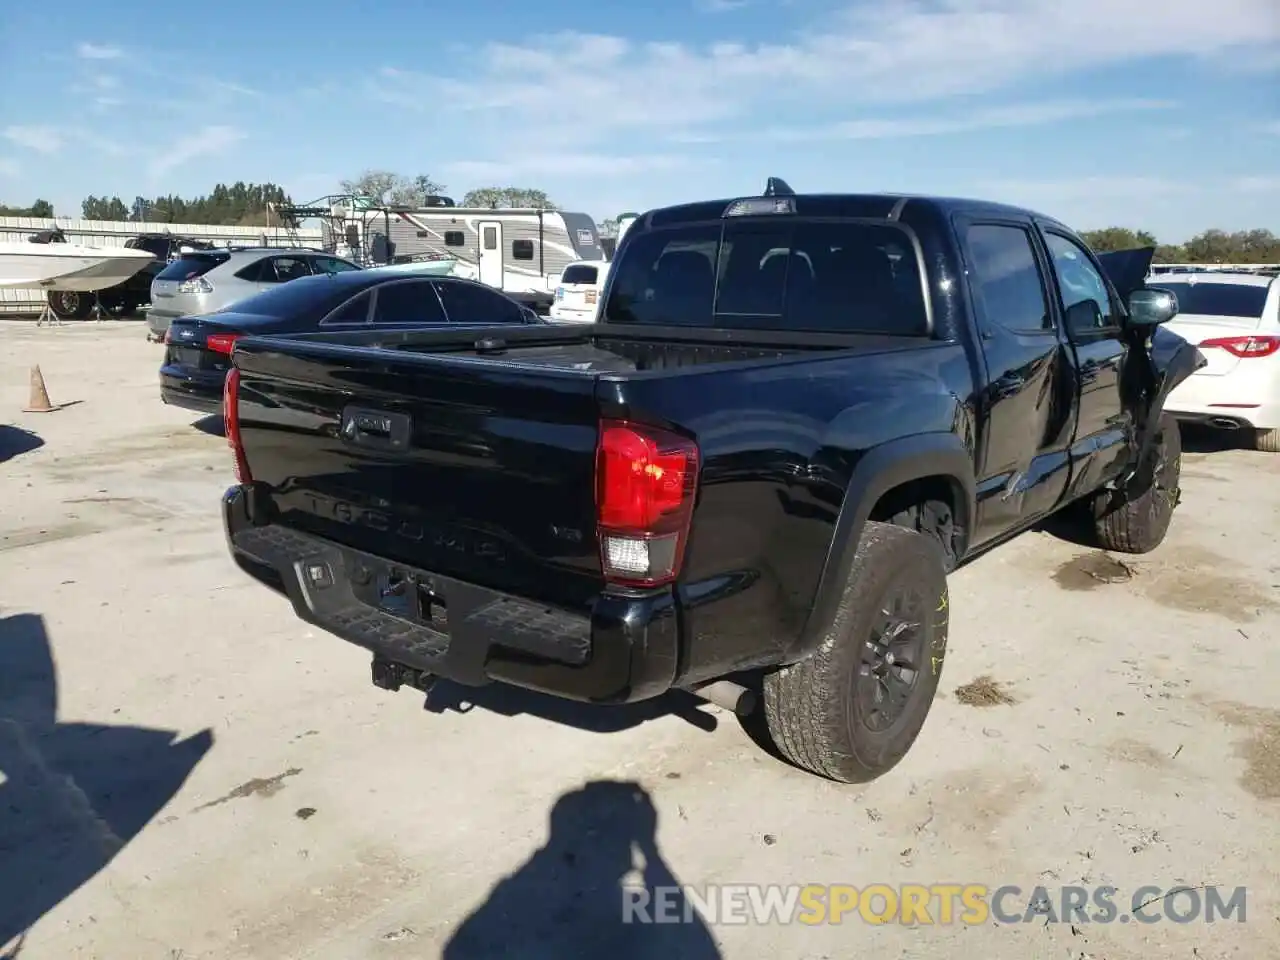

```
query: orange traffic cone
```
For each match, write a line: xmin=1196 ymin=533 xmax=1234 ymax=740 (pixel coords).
xmin=23 ymin=365 xmax=56 ymax=413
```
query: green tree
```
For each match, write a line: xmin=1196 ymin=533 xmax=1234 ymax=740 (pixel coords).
xmin=339 ymin=170 xmax=446 ymax=206
xmin=1079 ymin=227 xmax=1157 ymax=253
xmin=0 ymin=199 xmax=54 ymax=217
xmin=104 ymin=183 xmax=296 ymax=227
xmin=461 ymin=187 xmax=556 ymax=209
xmin=82 ymin=195 xmax=131 ymax=220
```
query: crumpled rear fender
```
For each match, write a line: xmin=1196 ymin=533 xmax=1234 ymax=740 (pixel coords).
xmin=1125 ymin=325 xmax=1206 ymax=481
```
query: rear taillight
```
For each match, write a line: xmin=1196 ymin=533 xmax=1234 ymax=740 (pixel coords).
xmin=595 ymin=420 xmax=699 ymax=588
xmin=177 ymin=277 xmax=213 ymax=294
xmin=222 ymin=367 xmax=252 ymax=483
xmin=206 ymin=332 xmax=242 ymax=355
xmin=1199 ymin=335 xmax=1280 ymax=358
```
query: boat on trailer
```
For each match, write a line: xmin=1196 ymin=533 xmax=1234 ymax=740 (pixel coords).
xmin=0 ymin=227 xmax=156 ymax=292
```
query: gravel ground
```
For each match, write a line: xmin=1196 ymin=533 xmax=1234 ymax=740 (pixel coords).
xmin=1 ymin=318 xmax=1277 ymax=960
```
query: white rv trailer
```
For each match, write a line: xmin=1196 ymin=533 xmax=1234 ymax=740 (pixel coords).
xmin=369 ymin=206 xmax=606 ymax=296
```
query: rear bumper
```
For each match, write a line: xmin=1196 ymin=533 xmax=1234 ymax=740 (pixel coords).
xmin=222 ymin=485 xmax=680 ymax=703
xmin=1164 ymin=370 xmax=1280 ymax=430
xmin=160 ymin=365 xmax=224 ymax=413
xmin=548 ymin=305 xmax=597 ymax=323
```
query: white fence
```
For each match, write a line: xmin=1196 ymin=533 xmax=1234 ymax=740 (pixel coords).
xmin=0 ymin=217 xmax=324 ymax=314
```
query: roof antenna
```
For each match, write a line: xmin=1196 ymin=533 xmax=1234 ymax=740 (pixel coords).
xmin=763 ymin=177 xmax=795 ymax=197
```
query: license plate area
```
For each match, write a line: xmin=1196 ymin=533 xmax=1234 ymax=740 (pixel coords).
xmin=170 ymin=346 xmax=204 ymax=368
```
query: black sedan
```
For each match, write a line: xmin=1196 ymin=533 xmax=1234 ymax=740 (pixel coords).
xmin=159 ymin=269 xmax=546 ymax=413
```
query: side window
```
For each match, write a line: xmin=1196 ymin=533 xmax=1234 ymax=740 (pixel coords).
xmin=964 ymin=224 xmax=1052 ymax=333
xmin=311 ymin=256 xmax=361 ymax=276
xmin=234 ymin=259 xmax=266 ymax=282
xmin=436 ymin=281 xmax=524 ymax=324
xmin=322 ymin=291 xmax=372 ymax=325
xmin=444 ymin=231 xmax=465 ymax=247
xmin=511 ymin=239 xmax=535 ymax=261
xmin=273 ymin=257 xmax=313 ymax=282
xmin=252 ymin=257 xmax=312 ymax=284
xmin=1043 ymin=233 xmax=1119 ymax=337
xmin=482 ymin=226 xmax=498 ymax=251
xmin=370 ymin=281 xmax=447 ymax=325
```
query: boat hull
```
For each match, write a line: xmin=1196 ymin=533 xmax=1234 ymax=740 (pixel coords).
xmin=0 ymin=243 xmax=155 ymax=292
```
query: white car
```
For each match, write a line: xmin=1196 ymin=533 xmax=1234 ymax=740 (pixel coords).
xmin=549 ymin=260 xmax=609 ymax=323
xmin=1159 ymin=271 xmax=1280 ymax=452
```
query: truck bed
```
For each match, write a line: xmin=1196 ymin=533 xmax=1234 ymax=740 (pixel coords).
xmin=226 ymin=322 xmax=965 ymax=695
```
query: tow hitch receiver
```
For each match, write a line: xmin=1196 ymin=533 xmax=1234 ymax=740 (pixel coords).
xmin=371 ymin=656 xmax=437 ymax=695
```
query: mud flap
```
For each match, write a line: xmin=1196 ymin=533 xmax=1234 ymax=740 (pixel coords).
xmin=1123 ymin=327 xmax=1206 ymax=484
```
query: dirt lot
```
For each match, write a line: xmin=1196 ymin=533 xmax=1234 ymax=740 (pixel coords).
xmin=1 ymin=318 xmax=1277 ymax=960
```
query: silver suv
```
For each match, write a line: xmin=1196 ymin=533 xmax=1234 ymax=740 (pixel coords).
xmin=147 ymin=247 xmax=361 ymax=337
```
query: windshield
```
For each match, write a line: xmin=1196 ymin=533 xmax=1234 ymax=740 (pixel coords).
xmin=1155 ymin=282 xmax=1269 ymax=319
xmin=603 ymin=219 xmax=929 ymax=335
xmin=214 ymin=274 xmax=354 ymax=318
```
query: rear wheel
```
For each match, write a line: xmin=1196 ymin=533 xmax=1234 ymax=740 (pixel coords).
xmin=47 ymin=290 xmax=93 ymax=320
xmin=1255 ymin=429 xmax=1280 ymax=453
xmin=762 ymin=521 xmax=949 ymax=783
xmin=1092 ymin=413 xmax=1181 ymax=553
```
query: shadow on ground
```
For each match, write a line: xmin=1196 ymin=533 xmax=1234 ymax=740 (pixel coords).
xmin=423 ymin=681 xmax=719 ymax=733
xmin=443 ymin=779 xmax=722 ymax=959
xmin=0 ymin=426 xmax=43 ymax=465
xmin=0 ymin=613 xmax=213 ymax=951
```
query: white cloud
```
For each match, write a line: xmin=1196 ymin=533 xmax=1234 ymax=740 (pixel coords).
xmin=373 ymin=0 xmax=1279 ymax=145
xmin=697 ymin=0 xmax=750 ymax=11
xmin=92 ymin=74 xmax=120 ymax=90
xmin=3 ymin=125 xmax=64 ymax=154
xmin=0 ymin=158 xmax=19 ymax=177
xmin=761 ymin=98 xmax=1175 ymax=141
xmin=76 ymin=42 xmax=123 ymax=60
xmin=148 ymin=125 xmax=245 ymax=178
xmin=1264 ymin=120 xmax=1280 ymax=135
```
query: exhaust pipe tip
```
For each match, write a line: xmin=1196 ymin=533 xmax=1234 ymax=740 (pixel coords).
xmin=690 ymin=680 xmax=757 ymax=717
xmin=1208 ymin=417 xmax=1243 ymax=430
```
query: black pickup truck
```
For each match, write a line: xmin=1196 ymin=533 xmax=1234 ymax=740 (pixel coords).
xmin=220 ymin=180 xmax=1201 ymax=783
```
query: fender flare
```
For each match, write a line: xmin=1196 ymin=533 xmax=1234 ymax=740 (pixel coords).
xmin=790 ymin=432 xmax=976 ymax=663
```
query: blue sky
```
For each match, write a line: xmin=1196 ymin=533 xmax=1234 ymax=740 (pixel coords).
xmin=1 ymin=0 xmax=1277 ymax=242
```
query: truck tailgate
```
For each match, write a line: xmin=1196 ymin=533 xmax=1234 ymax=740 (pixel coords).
xmin=231 ymin=340 xmax=605 ymax=610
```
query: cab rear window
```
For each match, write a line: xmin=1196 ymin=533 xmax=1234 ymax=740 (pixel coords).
xmin=603 ymin=219 xmax=929 ymax=335
xmin=561 ymin=264 xmax=599 ymax=285
xmin=156 ymin=253 xmax=229 ymax=282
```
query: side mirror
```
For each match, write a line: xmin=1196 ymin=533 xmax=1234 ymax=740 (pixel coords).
xmin=1127 ymin=287 xmax=1178 ymax=327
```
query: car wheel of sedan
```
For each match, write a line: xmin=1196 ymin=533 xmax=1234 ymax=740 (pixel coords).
xmin=762 ymin=521 xmax=949 ymax=783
